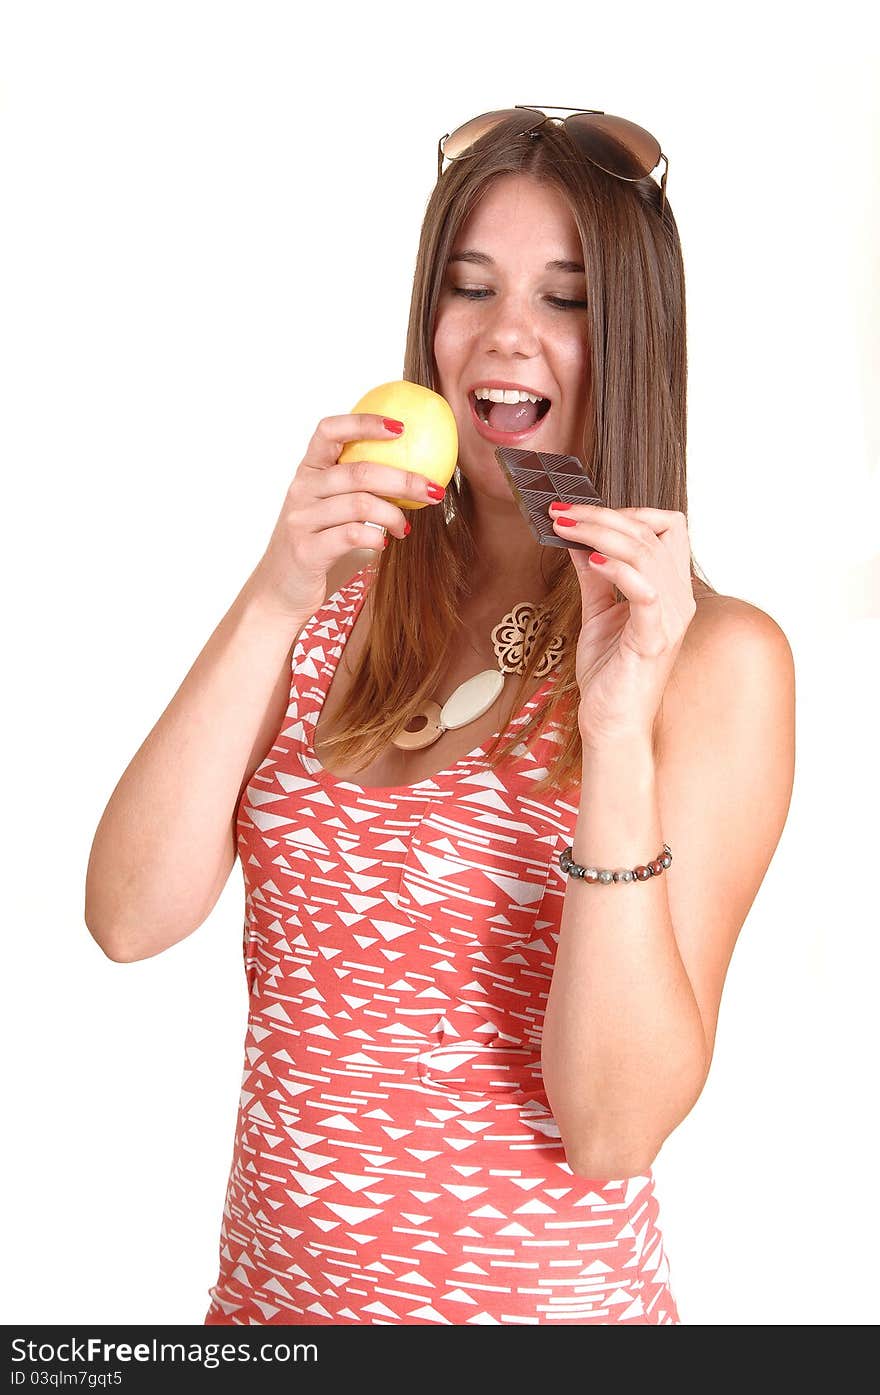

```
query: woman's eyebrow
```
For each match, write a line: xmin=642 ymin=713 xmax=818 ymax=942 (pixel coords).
xmin=448 ymin=249 xmax=585 ymax=274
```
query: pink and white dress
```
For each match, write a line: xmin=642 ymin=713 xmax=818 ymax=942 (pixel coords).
xmin=204 ymin=567 xmax=679 ymax=1326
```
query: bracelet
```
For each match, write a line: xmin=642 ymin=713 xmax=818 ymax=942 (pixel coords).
xmin=559 ymin=842 xmax=672 ymax=884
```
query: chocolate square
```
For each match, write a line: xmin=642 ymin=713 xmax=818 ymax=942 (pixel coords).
xmin=494 ymin=447 xmax=606 ymax=552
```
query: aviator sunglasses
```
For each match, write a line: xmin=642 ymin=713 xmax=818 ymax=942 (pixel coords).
xmin=437 ymin=105 xmax=669 ymax=217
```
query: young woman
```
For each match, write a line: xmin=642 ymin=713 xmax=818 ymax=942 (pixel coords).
xmin=85 ymin=107 xmax=795 ymax=1325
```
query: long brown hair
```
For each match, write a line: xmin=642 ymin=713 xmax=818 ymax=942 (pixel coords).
xmin=317 ymin=115 xmax=715 ymax=795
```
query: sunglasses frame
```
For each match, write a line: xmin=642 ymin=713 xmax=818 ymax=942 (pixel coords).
xmin=437 ymin=104 xmax=669 ymax=217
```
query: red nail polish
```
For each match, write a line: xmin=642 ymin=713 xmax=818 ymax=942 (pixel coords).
xmin=383 ymin=417 xmax=404 ymax=434
xmin=590 ymin=552 xmax=608 ymax=564
xmin=549 ymin=501 xmax=567 ymax=511
xmin=554 ymin=514 xmax=576 ymax=526
xmin=404 ymin=520 xmax=411 ymax=535
xmin=426 ymin=483 xmax=446 ymax=500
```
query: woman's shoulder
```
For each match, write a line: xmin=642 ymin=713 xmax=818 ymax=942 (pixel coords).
xmin=689 ymin=580 xmax=791 ymax=652
xmin=659 ymin=580 xmax=795 ymax=747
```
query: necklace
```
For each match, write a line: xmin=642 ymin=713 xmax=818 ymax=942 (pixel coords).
xmin=390 ymin=600 xmax=567 ymax=752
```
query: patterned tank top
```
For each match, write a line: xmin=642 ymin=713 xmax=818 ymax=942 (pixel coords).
xmin=204 ymin=567 xmax=679 ymax=1325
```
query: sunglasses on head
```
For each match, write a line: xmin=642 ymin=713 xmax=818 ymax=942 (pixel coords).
xmin=437 ymin=105 xmax=669 ymax=217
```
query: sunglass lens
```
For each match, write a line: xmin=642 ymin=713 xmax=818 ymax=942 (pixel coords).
xmin=443 ymin=108 xmax=542 ymax=162
xmin=565 ymin=113 xmax=661 ymax=181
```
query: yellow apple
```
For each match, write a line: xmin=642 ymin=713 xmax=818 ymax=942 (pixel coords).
xmin=337 ymin=380 xmax=458 ymax=509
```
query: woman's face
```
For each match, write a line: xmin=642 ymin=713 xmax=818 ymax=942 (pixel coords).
xmin=433 ymin=173 xmax=592 ymax=501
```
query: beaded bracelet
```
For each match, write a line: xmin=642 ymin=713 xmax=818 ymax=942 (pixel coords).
xmin=559 ymin=842 xmax=672 ymax=884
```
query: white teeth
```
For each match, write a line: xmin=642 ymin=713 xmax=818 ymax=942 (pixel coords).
xmin=473 ymin=386 xmax=546 ymax=404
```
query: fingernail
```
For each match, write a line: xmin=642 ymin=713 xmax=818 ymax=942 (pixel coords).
xmin=553 ymin=514 xmax=576 ymax=526
xmin=383 ymin=534 xmax=389 ymax=548
xmin=549 ymin=501 xmax=568 ymax=511
xmin=590 ymin=552 xmax=608 ymax=564
xmin=383 ymin=417 xmax=404 ymax=434
xmin=426 ymin=483 xmax=445 ymax=500
xmin=404 ymin=521 xmax=411 ymax=535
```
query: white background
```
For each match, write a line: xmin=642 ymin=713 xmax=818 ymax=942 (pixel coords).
xmin=2 ymin=0 xmax=877 ymax=1327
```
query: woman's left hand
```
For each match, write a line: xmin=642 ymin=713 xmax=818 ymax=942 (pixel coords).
xmin=550 ymin=503 xmax=698 ymax=751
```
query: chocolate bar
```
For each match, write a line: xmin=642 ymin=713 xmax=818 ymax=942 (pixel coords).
xmin=494 ymin=447 xmax=606 ymax=553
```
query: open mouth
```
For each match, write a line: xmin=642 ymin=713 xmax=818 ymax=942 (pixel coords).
xmin=470 ymin=391 xmax=552 ymax=429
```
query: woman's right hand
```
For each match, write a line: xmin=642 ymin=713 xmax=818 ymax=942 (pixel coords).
xmin=251 ymin=414 xmax=446 ymax=621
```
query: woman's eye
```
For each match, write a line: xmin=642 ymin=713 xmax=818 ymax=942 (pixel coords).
xmin=451 ymin=288 xmax=587 ymax=310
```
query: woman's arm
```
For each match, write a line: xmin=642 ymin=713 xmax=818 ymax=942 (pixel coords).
xmin=541 ymin=600 xmax=796 ymax=1178
xmin=84 ymin=567 xmax=307 ymax=962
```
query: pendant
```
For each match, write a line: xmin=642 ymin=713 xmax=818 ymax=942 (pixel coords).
xmin=390 ymin=599 xmax=567 ymax=754
xmin=391 ymin=670 xmax=505 ymax=751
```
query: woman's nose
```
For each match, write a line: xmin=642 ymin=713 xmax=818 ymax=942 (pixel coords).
xmin=480 ymin=293 xmax=541 ymax=351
